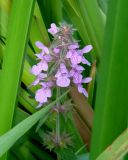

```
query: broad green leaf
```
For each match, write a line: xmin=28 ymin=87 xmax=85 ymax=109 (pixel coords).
xmin=96 ymin=129 xmax=128 ymax=160
xmin=0 ymin=90 xmax=69 ymax=157
xmin=90 ymin=0 xmax=128 ymax=159
xmin=0 ymin=1 xmax=35 ymax=159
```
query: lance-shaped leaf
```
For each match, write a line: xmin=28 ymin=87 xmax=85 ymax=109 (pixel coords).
xmin=0 ymin=90 xmax=69 ymax=157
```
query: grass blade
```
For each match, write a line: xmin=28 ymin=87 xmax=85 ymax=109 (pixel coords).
xmin=0 ymin=90 xmax=69 ymax=157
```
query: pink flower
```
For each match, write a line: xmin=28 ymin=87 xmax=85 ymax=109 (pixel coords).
xmin=55 ymin=63 xmax=70 ymax=87
xmin=48 ymin=23 xmax=59 ymax=35
xmin=30 ymin=23 xmax=93 ymax=108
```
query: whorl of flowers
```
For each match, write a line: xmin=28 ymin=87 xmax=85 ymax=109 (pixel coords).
xmin=30 ymin=23 xmax=92 ymax=108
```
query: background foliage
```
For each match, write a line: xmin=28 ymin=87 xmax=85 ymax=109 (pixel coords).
xmin=0 ymin=0 xmax=128 ymax=160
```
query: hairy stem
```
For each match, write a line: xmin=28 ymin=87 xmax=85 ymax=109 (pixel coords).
xmin=56 ymin=87 xmax=60 ymax=144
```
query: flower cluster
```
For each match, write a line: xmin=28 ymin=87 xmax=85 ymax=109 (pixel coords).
xmin=31 ymin=23 xmax=92 ymax=108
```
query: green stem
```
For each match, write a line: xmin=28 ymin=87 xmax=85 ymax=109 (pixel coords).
xmin=56 ymin=88 xmax=61 ymax=160
xmin=56 ymin=111 xmax=60 ymax=144
xmin=56 ymin=88 xmax=60 ymax=144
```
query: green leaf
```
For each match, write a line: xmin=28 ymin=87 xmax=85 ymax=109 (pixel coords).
xmin=0 ymin=90 xmax=69 ymax=158
xmin=90 ymin=0 xmax=128 ymax=159
xmin=96 ymin=129 xmax=128 ymax=160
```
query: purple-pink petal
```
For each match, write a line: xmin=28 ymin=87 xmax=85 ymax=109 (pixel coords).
xmin=66 ymin=51 xmax=72 ymax=58
xmin=54 ymin=48 xmax=60 ymax=54
xmin=71 ymin=53 xmax=82 ymax=65
xmin=73 ymin=73 xmax=82 ymax=84
xmin=82 ymin=57 xmax=91 ymax=66
xmin=31 ymin=63 xmax=43 ymax=76
xmin=35 ymin=41 xmax=49 ymax=54
xmin=35 ymin=53 xmax=44 ymax=59
xmin=56 ymin=76 xmax=70 ymax=87
xmin=44 ymin=55 xmax=52 ymax=62
xmin=32 ymin=78 xmax=40 ymax=86
xmin=40 ymin=61 xmax=48 ymax=71
xmin=82 ymin=45 xmax=93 ymax=53
xmin=35 ymin=41 xmax=44 ymax=49
xmin=68 ymin=43 xmax=79 ymax=50
xmin=77 ymin=84 xmax=88 ymax=97
xmin=75 ymin=65 xmax=85 ymax=71
xmin=45 ymin=88 xmax=52 ymax=97
xmin=55 ymin=70 xmax=62 ymax=78
xmin=82 ymin=77 xmax=92 ymax=83
xmin=69 ymin=69 xmax=75 ymax=77
xmin=60 ymin=63 xmax=69 ymax=74
xmin=35 ymin=89 xmax=48 ymax=103
xmin=48 ymin=23 xmax=59 ymax=35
